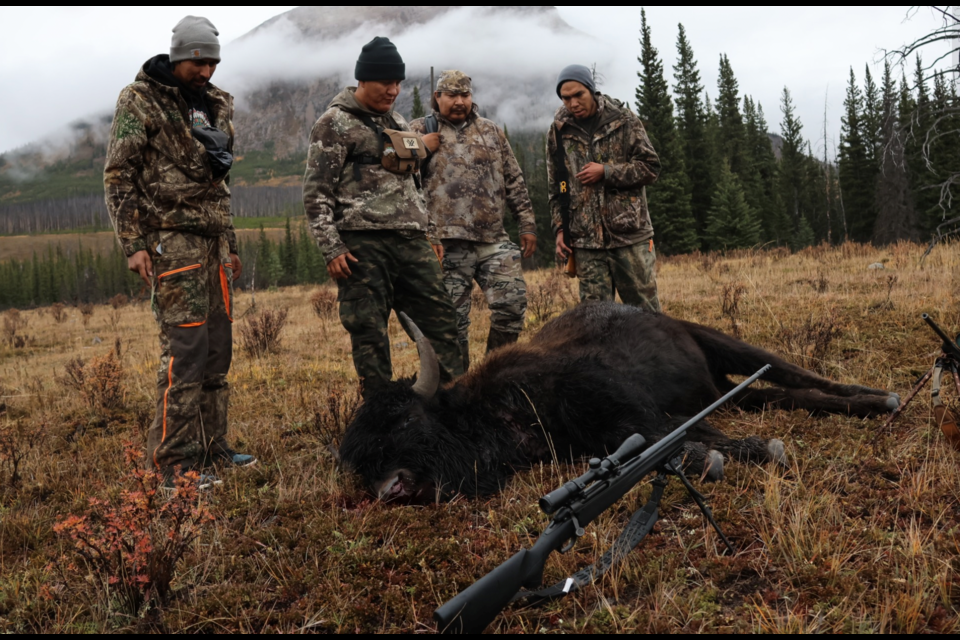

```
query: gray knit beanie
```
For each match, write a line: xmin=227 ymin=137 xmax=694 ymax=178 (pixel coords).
xmin=556 ymin=64 xmax=597 ymax=97
xmin=170 ymin=16 xmax=221 ymax=63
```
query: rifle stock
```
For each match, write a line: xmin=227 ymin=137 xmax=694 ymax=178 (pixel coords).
xmin=434 ymin=519 xmax=575 ymax=633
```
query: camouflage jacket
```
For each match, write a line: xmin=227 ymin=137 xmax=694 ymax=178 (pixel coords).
xmin=104 ymin=55 xmax=237 ymax=257
xmin=547 ymin=95 xmax=661 ymax=250
xmin=410 ymin=106 xmax=536 ymax=243
xmin=303 ymin=87 xmax=435 ymax=263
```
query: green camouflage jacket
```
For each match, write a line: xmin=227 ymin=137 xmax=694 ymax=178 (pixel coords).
xmin=303 ymin=87 xmax=435 ymax=263
xmin=104 ymin=56 xmax=237 ymax=257
xmin=547 ymin=95 xmax=661 ymax=250
xmin=410 ymin=106 xmax=536 ymax=243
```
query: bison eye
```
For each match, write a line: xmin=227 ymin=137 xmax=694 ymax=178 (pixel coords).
xmin=403 ymin=415 xmax=417 ymax=427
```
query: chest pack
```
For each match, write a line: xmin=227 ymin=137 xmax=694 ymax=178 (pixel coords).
xmin=346 ymin=113 xmax=428 ymax=182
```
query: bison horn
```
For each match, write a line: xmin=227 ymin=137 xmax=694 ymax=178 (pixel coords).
xmin=399 ymin=312 xmax=440 ymax=399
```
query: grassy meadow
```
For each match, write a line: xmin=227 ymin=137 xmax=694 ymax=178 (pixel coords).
xmin=1 ymin=241 xmax=960 ymax=633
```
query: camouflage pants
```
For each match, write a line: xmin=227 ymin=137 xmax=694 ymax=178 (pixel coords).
xmin=576 ymin=239 xmax=661 ymax=312
xmin=145 ymin=231 xmax=235 ymax=476
xmin=441 ymin=240 xmax=527 ymax=346
xmin=337 ymin=230 xmax=463 ymax=394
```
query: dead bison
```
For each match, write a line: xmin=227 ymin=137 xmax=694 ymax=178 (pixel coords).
xmin=340 ymin=302 xmax=898 ymax=501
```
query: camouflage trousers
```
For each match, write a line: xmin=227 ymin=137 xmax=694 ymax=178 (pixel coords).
xmin=145 ymin=231 xmax=235 ymax=476
xmin=441 ymin=240 xmax=527 ymax=346
xmin=575 ymin=239 xmax=662 ymax=312
xmin=337 ymin=230 xmax=463 ymax=394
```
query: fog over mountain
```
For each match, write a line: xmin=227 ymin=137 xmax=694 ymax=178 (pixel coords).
xmin=3 ymin=6 xmax=597 ymax=168
xmin=223 ymin=5 xmax=593 ymax=155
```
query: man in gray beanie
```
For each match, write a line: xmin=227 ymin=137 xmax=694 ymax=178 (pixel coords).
xmin=303 ymin=37 xmax=464 ymax=396
xmin=548 ymin=64 xmax=663 ymax=312
xmin=104 ymin=16 xmax=254 ymax=492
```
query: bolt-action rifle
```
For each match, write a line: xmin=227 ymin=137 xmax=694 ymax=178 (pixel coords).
xmin=881 ymin=314 xmax=960 ymax=450
xmin=434 ymin=365 xmax=772 ymax=634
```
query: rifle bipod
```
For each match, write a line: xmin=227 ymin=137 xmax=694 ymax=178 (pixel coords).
xmin=509 ymin=464 xmax=735 ymax=609
xmin=876 ymin=356 xmax=960 ymax=451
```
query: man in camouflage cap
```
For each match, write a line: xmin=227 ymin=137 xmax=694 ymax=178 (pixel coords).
xmin=549 ymin=64 xmax=663 ymax=311
xmin=410 ymin=70 xmax=536 ymax=370
xmin=104 ymin=16 xmax=254 ymax=490
xmin=303 ymin=37 xmax=463 ymax=394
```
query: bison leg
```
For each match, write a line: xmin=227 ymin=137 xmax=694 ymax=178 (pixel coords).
xmin=686 ymin=321 xmax=892 ymax=399
xmin=685 ymin=419 xmax=787 ymax=467
xmin=730 ymin=386 xmax=899 ymax=418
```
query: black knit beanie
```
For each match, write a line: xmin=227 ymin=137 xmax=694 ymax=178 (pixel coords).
xmin=556 ymin=64 xmax=597 ymax=97
xmin=355 ymin=37 xmax=406 ymax=82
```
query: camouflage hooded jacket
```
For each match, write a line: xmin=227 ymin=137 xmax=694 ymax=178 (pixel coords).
xmin=410 ymin=106 xmax=536 ymax=243
xmin=303 ymin=87 xmax=435 ymax=263
xmin=104 ymin=55 xmax=237 ymax=257
xmin=547 ymin=95 xmax=661 ymax=250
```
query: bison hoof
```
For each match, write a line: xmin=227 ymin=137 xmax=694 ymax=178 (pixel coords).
xmin=767 ymin=439 xmax=788 ymax=467
xmin=700 ymin=450 xmax=724 ymax=483
xmin=886 ymin=394 xmax=901 ymax=411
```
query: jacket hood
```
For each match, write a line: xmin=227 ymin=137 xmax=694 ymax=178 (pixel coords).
xmin=329 ymin=87 xmax=396 ymax=118
xmin=137 ymin=54 xmax=224 ymax=101
xmin=554 ymin=94 xmax=624 ymax=130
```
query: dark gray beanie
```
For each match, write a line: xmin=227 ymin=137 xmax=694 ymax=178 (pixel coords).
xmin=170 ymin=16 xmax=221 ymax=63
xmin=355 ymin=37 xmax=406 ymax=81
xmin=556 ymin=64 xmax=597 ymax=97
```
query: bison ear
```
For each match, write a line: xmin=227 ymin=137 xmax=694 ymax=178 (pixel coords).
xmin=398 ymin=312 xmax=440 ymax=400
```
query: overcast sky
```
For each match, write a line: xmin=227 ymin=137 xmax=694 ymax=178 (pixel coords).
xmin=0 ymin=6 xmax=953 ymax=157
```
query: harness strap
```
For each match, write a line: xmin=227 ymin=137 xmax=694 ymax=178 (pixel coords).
xmin=510 ymin=474 xmax=668 ymax=606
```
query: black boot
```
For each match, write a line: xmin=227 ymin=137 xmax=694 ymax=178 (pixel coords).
xmin=486 ymin=329 xmax=519 ymax=354
xmin=460 ymin=341 xmax=471 ymax=372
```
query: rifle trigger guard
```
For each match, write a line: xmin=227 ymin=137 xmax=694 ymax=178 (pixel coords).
xmin=561 ymin=515 xmax=586 ymax=553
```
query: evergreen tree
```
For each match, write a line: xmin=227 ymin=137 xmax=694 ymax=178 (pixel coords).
xmin=743 ymin=97 xmax=787 ymax=243
xmin=839 ymin=68 xmax=875 ymax=242
xmin=873 ymin=63 xmax=919 ymax=244
xmin=906 ymin=56 xmax=941 ymax=233
xmin=635 ymin=10 xmax=698 ymax=254
xmin=777 ymin=87 xmax=811 ymax=246
xmin=863 ymin=66 xmax=882 ymax=163
xmin=411 ymin=85 xmax=426 ymax=120
xmin=716 ymin=54 xmax=747 ymax=179
xmin=672 ymin=24 xmax=715 ymax=239
xmin=279 ymin=216 xmax=298 ymax=286
xmin=704 ymin=162 xmax=762 ymax=250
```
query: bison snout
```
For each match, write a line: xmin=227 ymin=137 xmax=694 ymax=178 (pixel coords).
xmin=374 ymin=473 xmax=404 ymax=500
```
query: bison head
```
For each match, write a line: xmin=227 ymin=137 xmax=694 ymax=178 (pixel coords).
xmin=339 ymin=313 xmax=454 ymax=503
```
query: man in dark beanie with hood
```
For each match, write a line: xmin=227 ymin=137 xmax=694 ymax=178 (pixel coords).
xmin=548 ymin=64 xmax=663 ymax=311
xmin=303 ymin=37 xmax=463 ymax=396
xmin=104 ymin=15 xmax=254 ymax=492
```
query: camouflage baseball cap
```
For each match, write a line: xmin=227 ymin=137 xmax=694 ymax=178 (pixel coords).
xmin=436 ymin=70 xmax=472 ymax=94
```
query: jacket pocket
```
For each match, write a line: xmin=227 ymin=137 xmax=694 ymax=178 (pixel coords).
xmin=153 ymin=262 xmax=209 ymax=327
xmin=603 ymin=191 xmax=650 ymax=236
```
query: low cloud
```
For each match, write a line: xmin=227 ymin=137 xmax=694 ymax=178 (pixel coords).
xmin=221 ymin=6 xmax=608 ymax=130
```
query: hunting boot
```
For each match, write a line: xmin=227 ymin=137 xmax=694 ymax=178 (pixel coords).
xmin=460 ymin=341 xmax=471 ymax=372
xmin=486 ymin=328 xmax=519 ymax=354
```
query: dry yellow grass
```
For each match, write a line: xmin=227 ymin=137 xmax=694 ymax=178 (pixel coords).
xmin=1 ymin=241 xmax=960 ymax=633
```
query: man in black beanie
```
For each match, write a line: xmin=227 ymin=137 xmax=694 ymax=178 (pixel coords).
xmin=548 ymin=64 xmax=663 ymax=312
xmin=303 ymin=37 xmax=464 ymax=395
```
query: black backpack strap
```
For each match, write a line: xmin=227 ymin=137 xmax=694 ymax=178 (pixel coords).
xmin=424 ymin=113 xmax=439 ymax=134
xmin=345 ymin=114 xmax=386 ymax=181
xmin=552 ymin=123 xmax=573 ymax=248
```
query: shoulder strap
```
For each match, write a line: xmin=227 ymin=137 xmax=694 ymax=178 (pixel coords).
xmin=552 ymin=124 xmax=573 ymax=248
xmin=424 ymin=114 xmax=439 ymax=134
